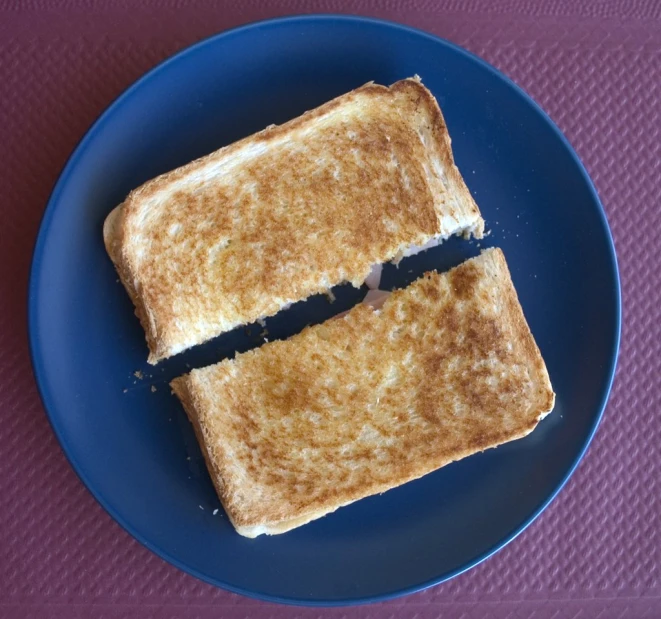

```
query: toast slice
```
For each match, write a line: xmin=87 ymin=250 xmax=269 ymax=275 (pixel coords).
xmin=171 ymin=249 xmax=554 ymax=538
xmin=104 ymin=77 xmax=484 ymax=363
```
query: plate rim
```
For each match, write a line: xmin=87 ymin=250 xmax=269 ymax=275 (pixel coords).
xmin=27 ymin=13 xmax=622 ymax=606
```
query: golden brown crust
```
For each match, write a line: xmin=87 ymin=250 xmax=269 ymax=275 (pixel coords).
xmin=389 ymin=79 xmax=484 ymax=238
xmin=105 ymin=77 xmax=484 ymax=363
xmin=103 ymin=206 xmax=162 ymax=362
xmin=170 ymin=376 xmax=240 ymax=530
xmin=171 ymin=249 xmax=555 ymax=536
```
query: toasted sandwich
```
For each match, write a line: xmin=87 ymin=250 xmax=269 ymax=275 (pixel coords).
xmin=171 ymin=249 xmax=555 ymax=538
xmin=104 ymin=77 xmax=484 ymax=363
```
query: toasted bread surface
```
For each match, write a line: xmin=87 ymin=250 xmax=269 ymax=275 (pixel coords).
xmin=171 ymin=248 xmax=554 ymax=537
xmin=105 ymin=77 xmax=484 ymax=363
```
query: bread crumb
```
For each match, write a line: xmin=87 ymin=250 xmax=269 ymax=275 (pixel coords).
xmin=257 ymin=318 xmax=266 ymax=328
xmin=134 ymin=370 xmax=143 ymax=380
xmin=325 ymin=290 xmax=336 ymax=303
xmin=123 ymin=388 xmax=128 ymax=393
xmin=151 ymin=385 xmax=157 ymax=393
xmin=199 ymin=505 xmax=204 ymax=510
xmin=213 ymin=509 xmax=219 ymax=515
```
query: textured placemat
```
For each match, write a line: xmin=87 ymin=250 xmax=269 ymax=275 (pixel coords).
xmin=1 ymin=1 xmax=659 ymax=617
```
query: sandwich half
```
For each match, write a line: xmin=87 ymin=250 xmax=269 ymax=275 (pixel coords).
xmin=104 ymin=77 xmax=484 ymax=363
xmin=171 ymin=248 xmax=555 ymax=538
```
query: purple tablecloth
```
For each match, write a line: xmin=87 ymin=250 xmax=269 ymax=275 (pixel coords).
xmin=2 ymin=1 xmax=659 ymax=617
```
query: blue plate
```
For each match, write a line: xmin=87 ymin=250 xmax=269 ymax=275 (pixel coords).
xmin=29 ymin=15 xmax=620 ymax=606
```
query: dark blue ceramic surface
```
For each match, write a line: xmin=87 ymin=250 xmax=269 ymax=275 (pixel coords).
xmin=29 ymin=15 xmax=620 ymax=606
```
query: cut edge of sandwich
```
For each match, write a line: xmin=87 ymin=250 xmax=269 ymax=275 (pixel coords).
xmin=170 ymin=248 xmax=554 ymax=538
